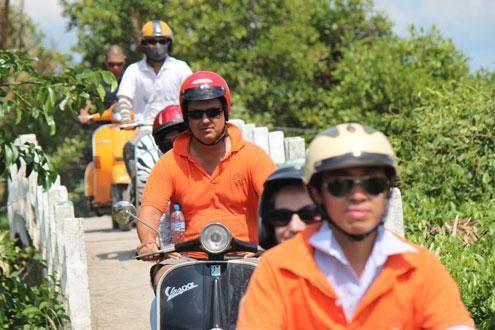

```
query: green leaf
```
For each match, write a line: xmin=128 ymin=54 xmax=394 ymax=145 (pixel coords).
xmin=48 ymin=87 xmax=56 ymax=107
xmin=96 ymin=84 xmax=106 ymax=101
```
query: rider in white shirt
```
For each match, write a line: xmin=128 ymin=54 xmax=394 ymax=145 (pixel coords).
xmin=116 ymin=20 xmax=191 ymax=122
xmin=114 ymin=19 xmax=192 ymax=203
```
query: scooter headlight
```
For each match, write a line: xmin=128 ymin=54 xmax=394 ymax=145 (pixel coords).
xmin=200 ymin=223 xmax=232 ymax=254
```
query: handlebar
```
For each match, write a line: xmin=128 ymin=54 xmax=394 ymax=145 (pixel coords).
xmin=118 ymin=120 xmax=153 ymax=129
xmin=135 ymin=237 xmax=264 ymax=260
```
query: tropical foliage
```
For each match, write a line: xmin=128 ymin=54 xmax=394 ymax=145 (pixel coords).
xmin=1 ymin=0 xmax=495 ymax=327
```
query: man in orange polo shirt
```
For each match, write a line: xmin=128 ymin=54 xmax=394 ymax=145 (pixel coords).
xmin=237 ymin=123 xmax=474 ymax=329
xmin=137 ymin=71 xmax=275 ymax=286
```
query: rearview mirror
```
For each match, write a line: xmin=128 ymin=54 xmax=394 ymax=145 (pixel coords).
xmin=112 ymin=201 xmax=136 ymax=225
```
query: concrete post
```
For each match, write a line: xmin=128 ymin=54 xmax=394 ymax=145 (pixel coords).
xmin=47 ymin=186 xmax=68 ymax=275
xmin=63 ymin=214 xmax=92 ymax=330
xmin=383 ymin=188 xmax=404 ymax=236
xmin=242 ymin=123 xmax=255 ymax=142
xmin=268 ymin=131 xmax=286 ymax=165
xmin=230 ymin=119 xmax=245 ymax=131
xmin=284 ymin=137 xmax=306 ymax=161
xmin=253 ymin=127 xmax=270 ymax=155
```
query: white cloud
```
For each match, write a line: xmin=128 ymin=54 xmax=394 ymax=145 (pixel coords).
xmin=373 ymin=0 xmax=495 ymax=71
xmin=13 ymin=0 xmax=76 ymax=54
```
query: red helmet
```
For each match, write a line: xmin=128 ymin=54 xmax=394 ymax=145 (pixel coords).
xmin=179 ymin=71 xmax=231 ymax=123
xmin=152 ymin=104 xmax=186 ymax=151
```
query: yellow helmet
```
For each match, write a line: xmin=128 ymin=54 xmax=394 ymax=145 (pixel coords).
xmin=141 ymin=20 xmax=173 ymax=40
xmin=303 ymin=123 xmax=398 ymax=185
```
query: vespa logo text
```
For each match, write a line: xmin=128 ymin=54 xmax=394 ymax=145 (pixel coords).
xmin=164 ymin=282 xmax=198 ymax=301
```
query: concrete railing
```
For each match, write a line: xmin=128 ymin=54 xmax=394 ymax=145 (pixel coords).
xmin=231 ymin=119 xmax=306 ymax=165
xmin=7 ymin=134 xmax=91 ymax=330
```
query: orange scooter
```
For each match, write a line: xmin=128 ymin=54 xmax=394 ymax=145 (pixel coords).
xmin=81 ymin=106 xmax=136 ymax=229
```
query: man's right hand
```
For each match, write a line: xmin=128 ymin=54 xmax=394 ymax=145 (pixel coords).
xmin=79 ymin=106 xmax=93 ymax=124
xmin=137 ymin=241 xmax=160 ymax=262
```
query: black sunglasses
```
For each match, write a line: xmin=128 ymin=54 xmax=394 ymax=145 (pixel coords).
xmin=106 ymin=62 xmax=124 ymax=68
xmin=188 ymin=107 xmax=223 ymax=120
xmin=268 ymin=204 xmax=319 ymax=227
xmin=142 ymin=38 xmax=170 ymax=45
xmin=325 ymin=176 xmax=389 ymax=198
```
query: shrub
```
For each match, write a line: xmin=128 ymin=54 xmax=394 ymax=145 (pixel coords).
xmin=0 ymin=231 xmax=68 ymax=328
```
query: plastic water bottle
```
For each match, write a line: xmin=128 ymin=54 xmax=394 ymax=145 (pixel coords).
xmin=170 ymin=203 xmax=185 ymax=243
xmin=158 ymin=206 xmax=171 ymax=248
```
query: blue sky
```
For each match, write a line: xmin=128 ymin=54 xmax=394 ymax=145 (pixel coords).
xmin=16 ymin=0 xmax=495 ymax=71
xmin=374 ymin=0 xmax=495 ymax=71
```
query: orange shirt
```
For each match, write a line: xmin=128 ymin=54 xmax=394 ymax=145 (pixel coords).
xmin=141 ymin=123 xmax=276 ymax=243
xmin=237 ymin=225 xmax=474 ymax=330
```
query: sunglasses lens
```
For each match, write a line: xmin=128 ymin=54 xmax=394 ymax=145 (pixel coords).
xmin=206 ymin=108 xmax=222 ymax=118
xmin=362 ymin=177 xmax=388 ymax=195
xmin=297 ymin=205 xmax=318 ymax=224
xmin=188 ymin=110 xmax=203 ymax=119
xmin=142 ymin=38 xmax=169 ymax=45
xmin=327 ymin=178 xmax=354 ymax=197
xmin=188 ymin=108 xmax=223 ymax=120
xmin=268 ymin=205 xmax=318 ymax=226
xmin=327 ymin=176 xmax=389 ymax=197
xmin=268 ymin=209 xmax=292 ymax=227
xmin=107 ymin=62 xmax=124 ymax=68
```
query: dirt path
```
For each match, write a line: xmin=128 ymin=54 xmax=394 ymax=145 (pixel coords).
xmin=83 ymin=216 xmax=154 ymax=330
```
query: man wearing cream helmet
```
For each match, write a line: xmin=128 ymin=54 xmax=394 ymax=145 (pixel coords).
xmin=238 ymin=123 xmax=474 ymax=329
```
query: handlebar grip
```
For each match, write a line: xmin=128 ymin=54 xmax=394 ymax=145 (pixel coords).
xmin=135 ymin=244 xmax=176 ymax=260
xmin=230 ymin=238 xmax=264 ymax=254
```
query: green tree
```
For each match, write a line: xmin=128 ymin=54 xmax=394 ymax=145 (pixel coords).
xmin=324 ymin=26 xmax=469 ymax=128
xmin=398 ymin=78 xmax=495 ymax=327
xmin=57 ymin=1 xmax=495 ymax=326
xmin=61 ymin=0 xmax=392 ymax=127
xmin=1 ymin=4 xmax=119 ymax=214
xmin=0 ymin=49 xmax=115 ymax=188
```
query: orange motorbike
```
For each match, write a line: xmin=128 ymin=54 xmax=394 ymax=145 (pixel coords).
xmin=81 ymin=107 xmax=136 ymax=229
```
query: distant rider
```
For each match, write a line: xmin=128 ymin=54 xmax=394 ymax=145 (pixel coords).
xmin=152 ymin=104 xmax=186 ymax=156
xmin=113 ymin=19 xmax=192 ymax=203
xmin=79 ymin=44 xmax=127 ymax=123
xmin=150 ymin=104 xmax=187 ymax=244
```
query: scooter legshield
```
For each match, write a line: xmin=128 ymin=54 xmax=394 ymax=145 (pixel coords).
xmin=156 ymin=259 xmax=256 ymax=330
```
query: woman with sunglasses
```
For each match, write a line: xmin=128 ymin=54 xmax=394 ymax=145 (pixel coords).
xmin=238 ymin=123 xmax=474 ymax=329
xmin=258 ymin=165 xmax=321 ymax=249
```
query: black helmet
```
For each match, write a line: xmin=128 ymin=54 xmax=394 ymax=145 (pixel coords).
xmin=258 ymin=164 xmax=305 ymax=249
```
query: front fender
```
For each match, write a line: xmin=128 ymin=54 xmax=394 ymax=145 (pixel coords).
xmin=112 ymin=163 xmax=130 ymax=184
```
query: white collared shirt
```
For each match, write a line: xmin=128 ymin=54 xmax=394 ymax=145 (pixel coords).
xmin=309 ymin=222 xmax=416 ymax=322
xmin=117 ymin=56 xmax=192 ymax=121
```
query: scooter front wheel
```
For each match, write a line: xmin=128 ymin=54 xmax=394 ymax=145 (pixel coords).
xmin=111 ymin=184 xmax=132 ymax=231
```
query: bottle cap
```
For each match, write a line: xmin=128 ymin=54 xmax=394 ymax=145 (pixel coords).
xmin=173 ymin=203 xmax=181 ymax=211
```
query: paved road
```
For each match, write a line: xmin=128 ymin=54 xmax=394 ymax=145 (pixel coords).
xmin=83 ymin=216 xmax=154 ymax=330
